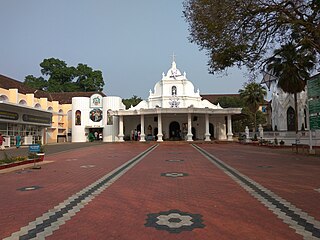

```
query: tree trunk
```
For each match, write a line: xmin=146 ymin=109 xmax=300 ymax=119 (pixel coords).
xmin=294 ymin=92 xmax=298 ymax=134
xmin=254 ymin=111 xmax=257 ymax=134
xmin=294 ymin=92 xmax=299 ymax=153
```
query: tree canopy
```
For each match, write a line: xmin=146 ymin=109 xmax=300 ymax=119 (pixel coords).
xmin=239 ymin=82 xmax=267 ymax=131
xmin=183 ymin=0 xmax=320 ymax=73
xmin=24 ymin=58 xmax=104 ymax=92
xmin=122 ymin=95 xmax=143 ymax=109
xmin=266 ymin=42 xmax=316 ymax=132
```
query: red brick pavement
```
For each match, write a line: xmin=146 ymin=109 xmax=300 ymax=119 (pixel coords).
xmin=1 ymin=142 xmax=319 ymax=239
xmin=42 ymin=143 xmax=306 ymax=240
xmin=200 ymin=143 xmax=320 ymax=221
xmin=0 ymin=143 xmax=151 ymax=239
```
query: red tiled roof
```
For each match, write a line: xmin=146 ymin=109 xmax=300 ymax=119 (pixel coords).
xmin=0 ymin=74 xmax=39 ymax=94
xmin=0 ymin=74 xmax=106 ymax=104
xmin=201 ymin=94 xmax=240 ymax=104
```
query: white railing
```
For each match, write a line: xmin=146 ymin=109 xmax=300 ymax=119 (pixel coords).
xmin=242 ymin=130 xmax=320 ymax=146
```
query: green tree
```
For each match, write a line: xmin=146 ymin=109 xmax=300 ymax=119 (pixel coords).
xmin=213 ymin=95 xmax=266 ymax=133
xmin=239 ymin=82 xmax=267 ymax=132
xmin=122 ymin=95 xmax=143 ymax=109
xmin=213 ymin=96 xmax=243 ymax=108
xmin=183 ymin=0 xmax=320 ymax=73
xmin=266 ymin=43 xmax=316 ymax=133
xmin=39 ymin=58 xmax=77 ymax=92
xmin=24 ymin=75 xmax=47 ymax=90
xmin=76 ymin=64 xmax=104 ymax=92
xmin=24 ymin=58 xmax=104 ymax=92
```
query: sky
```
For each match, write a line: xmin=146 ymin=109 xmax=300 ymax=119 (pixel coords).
xmin=0 ymin=0 xmax=251 ymax=100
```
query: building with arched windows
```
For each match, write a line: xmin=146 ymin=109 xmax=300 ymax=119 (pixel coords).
xmin=71 ymin=60 xmax=242 ymax=142
xmin=270 ymin=83 xmax=309 ymax=131
xmin=0 ymin=60 xmax=243 ymax=145
xmin=0 ymin=74 xmax=105 ymax=146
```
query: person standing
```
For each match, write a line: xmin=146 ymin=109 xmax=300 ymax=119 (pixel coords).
xmin=0 ymin=133 xmax=5 ymax=150
xmin=88 ymin=132 xmax=95 ymax=142
xmin=99 ymin=132 xmax=103 ymax=141
xmin=15 ymin=133 xmax=21 ymax=148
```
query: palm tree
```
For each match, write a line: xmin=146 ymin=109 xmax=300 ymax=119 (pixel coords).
xmin=239 ymin=82 xmax=267 ymax=133
xmin=266 ymin=43 xmax=316 ymax=134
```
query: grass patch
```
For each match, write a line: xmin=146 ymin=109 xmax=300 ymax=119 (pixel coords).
xmin=0 ymin=152 xmax=28 ymax=165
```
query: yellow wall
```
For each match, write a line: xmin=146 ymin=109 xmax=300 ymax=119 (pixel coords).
xmin=0 ymin=87 xmax=72 ymax=144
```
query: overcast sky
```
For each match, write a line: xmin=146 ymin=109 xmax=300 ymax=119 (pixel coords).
xmin=0 ymin=0 xmax=252 ymax=99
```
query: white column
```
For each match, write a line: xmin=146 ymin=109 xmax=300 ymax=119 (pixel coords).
xmin=187 ymin=113 xmax=193 ymax=141
xmin=227 ymin=115 xmax=233 ymax=141
xmin=118 ymin=115 xmax=124 ymax=142
xmin=157 ymin=113 xmax=163 ymax=142
xmin=140 ymin=114 xmax=145 ymax=142
xmin=204 ymin=114 xmax=211 ymax=141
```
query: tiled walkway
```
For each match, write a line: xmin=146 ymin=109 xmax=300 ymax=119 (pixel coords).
xmin=0 ymin=142 xmax=319 ymax=239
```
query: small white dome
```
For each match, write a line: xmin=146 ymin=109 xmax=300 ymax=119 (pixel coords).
xmin=166 ymin=61 xmax=182 ymax=79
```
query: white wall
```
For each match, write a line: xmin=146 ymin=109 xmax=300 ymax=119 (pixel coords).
xmin=72 ymin=97 xmax=90 ymax=142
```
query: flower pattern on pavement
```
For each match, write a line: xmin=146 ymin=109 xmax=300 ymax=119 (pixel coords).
xmin=145 ymin=209 xmax=205 ymax=233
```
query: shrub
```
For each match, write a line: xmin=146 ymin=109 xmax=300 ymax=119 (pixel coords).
xmin=0 ymin=152 xmax=27 ymax=164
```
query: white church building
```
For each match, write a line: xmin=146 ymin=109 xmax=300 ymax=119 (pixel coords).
xmin=71 ymin=61 xmax=242 ymax=142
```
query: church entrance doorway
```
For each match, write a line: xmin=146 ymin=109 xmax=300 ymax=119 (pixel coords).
xmin=154 ymin=127 xmax=158 ymax=141
xmin=209 ymin=123 xmax=214 ymax=139
xmin=169 ymin=121 xmax=181 ymax=140
xmin=192 ymin=127 xmax=196 ymax=140
xmin=287 ymin=107 xmax=295 ymax=131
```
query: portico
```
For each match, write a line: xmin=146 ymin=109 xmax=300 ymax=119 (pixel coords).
xmin=116 ymin=107 xmax=239 ymax=142
xmin=113 ymin=60 xmax=241 ymax=142
xmin=71 ymin=60 xmax=241 ymax=142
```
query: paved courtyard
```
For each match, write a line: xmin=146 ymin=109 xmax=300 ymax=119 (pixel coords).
xmin=0 ymin=142 xmax=319 ymax=239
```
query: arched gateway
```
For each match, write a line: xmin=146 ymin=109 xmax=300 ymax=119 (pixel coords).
xmin=72 ymin=60 xmax=242 ymax=142
xmin=169 ymin=121 xmax=180 ymax=140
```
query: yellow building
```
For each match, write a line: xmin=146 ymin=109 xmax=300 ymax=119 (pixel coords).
xmin=0 ymin=74 xmax=105 ymax=146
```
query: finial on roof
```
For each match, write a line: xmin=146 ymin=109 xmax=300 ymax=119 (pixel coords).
xmin=172 ymin=52 xmax=176 ymax=62
xmin=171 ymin=53 xmax=177 ymax=69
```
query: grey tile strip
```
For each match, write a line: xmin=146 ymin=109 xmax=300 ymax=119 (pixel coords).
xmin=4 ymin=144 xmax=158 ymax=240
xmin=192 ymin=144 xmax=320 ymax=240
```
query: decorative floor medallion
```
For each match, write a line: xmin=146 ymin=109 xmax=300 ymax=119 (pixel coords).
xmin=66 ymin=158 xmax=78 ymax=161
xmin=145 ymin=209 xmax=205 ymax=233
xmin=17 ymin=186 xmax=42 ymax=191
xmin=257 ymin=165 xmax=273 ymax=168
xmin=166 ymin=159 xmax=184 ymax=162
xmin=15 ymin=170 xmax=32 ymax=174
xmin=80 ymin=165 xmax=96 ymax=168
xmin=161 ymin=172 xmax=188 ymax=178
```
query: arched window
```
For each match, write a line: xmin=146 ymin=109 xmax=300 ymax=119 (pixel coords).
xmin=0 ymin=95 xmax=9 ymax=102
xmin=304 ymin=109 xmax=307 ymax=129
xmin=171 ymin=86 xmax=177 ymax=96
xmin=75 ymin=110 xmax=81 ymax=125
xmin=34 ymin=103 xmax=41 ymax=109
xmin=58 ymin=109 xmax=64 ymax=122
xmin=287 ymin=107 xmax=295 ymax=131
xmin=19 ymin=99 xmax=27 ymax=105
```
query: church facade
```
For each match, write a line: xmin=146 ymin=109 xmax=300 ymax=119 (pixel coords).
xmin=72 ymin=61 xmax=242 ymax=142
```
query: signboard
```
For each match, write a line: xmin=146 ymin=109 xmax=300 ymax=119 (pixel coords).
xmin=29 ymin=144 xmax=40 ymax=153
xmin=0 ymin=110 xmax=19 ymax=120
xmin=308 ymin=74 xmax=320 ymax=130
xmin=22 ymin=114 xmax=52 ymax=124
